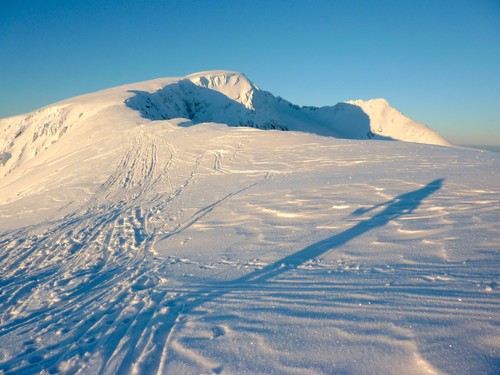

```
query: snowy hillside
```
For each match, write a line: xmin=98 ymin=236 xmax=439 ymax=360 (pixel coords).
xmin=0 ymin=72 xmax=498 ymax=374
xmin=124 ymin=71 xmax=451 ymax=145
xmin=0 ymin=71 xmax=452 ymax=189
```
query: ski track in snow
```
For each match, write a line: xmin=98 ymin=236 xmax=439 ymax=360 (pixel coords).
xmin=0 ymin=128 xmax=172 ymax=373
xmin=1 ymin=125 xmax=498 ymax=374
xmin=0 ymin=72 xmax=499 ymax=374
xmin=0 ymin=124 xmax=279 ymax=374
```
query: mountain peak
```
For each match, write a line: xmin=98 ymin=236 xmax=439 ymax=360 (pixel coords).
xmin=0 ymin=71 xmax=453 ymax=181
xmin=185 ymin=71 xmax=258 ymax=110
xmin=185 ymin=70 xmax=254 ymax=85
xmin=348 ymin=98 xmax=388 ymax=104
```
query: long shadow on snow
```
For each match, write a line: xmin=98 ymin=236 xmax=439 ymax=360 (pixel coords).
xmin=159 ymin=179 xmax=444 ymax=363
xmin=0 ymin=179 xmax=444 ymax=374
xmin=234 ymin=178 xmax=444 ymax=283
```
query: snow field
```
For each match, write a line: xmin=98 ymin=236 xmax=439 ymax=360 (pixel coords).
xmin=0 ymin=71 xmax=498 ymax=374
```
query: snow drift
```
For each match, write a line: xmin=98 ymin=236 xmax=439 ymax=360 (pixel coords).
xmin=0 ymin=71 xmax=498 ymax=375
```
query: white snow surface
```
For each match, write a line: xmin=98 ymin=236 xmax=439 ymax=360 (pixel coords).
xmin=0 ymin=71 xmax=498 ymax=374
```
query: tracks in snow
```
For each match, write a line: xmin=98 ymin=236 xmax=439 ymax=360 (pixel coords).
xmin=0 ymin=126 xmax=267 ymax=374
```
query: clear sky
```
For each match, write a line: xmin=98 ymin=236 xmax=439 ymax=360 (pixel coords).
xmin=1 ymin=0 xmax=499 ymax=145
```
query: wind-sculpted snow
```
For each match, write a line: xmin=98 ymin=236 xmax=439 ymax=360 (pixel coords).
xmin=0 ymin=71 xmax=497 ymax=374
xmin=0 ymin=105 xmax=73 ymax=177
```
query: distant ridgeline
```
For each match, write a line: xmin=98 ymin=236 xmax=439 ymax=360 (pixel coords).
xmin=124 ymin=71 xmax=452 ymax=146
xmin=0 ymin=70 xmax=453 ymax=178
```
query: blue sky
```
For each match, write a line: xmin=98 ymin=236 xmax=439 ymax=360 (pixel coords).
xmin=1 ymin=0 xmax=499 ymax=145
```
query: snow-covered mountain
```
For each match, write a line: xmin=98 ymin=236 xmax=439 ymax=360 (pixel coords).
xmin=1 ymin=71 xmax=498 ymax=375
xmin=125 ymin=71 xmax=451 ymax=145
xmin=0 ymin=70 xmax=450 ymax=183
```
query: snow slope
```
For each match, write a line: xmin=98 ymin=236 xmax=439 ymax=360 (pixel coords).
xmin=124 ymin=70 xmax=451 ymax=144
xmin=0 ymin=72 xmax=498 ymax=374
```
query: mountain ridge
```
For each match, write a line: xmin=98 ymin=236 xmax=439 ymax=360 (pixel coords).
xmin=0 ymin=70 xmax=452 ymax=181
xmin=0 ymin=71 xmax=498 ymax=375
xmin=124 ymin=70 xmax=451 ymax=145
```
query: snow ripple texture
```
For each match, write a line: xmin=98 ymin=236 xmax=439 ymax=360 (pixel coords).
xmin=0 ymin=71 xmax=498 ymax=374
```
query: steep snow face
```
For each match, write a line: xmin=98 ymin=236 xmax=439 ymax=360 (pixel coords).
xmin=0 ymin=70 xmax=453 ymax=190
xmin=0 ymin=104 xmax=95 ymax=179
xmin=124 ymin=70 xmax=451 ymax=146
xmin=347 ymin=98 xmax=452 ymax=146
xmin=125 ymin=72 xmax=287 ymax=131
xmin=0 ymin=71 xmax=452 ymax=182
xmin=186 ymin=71 xmax=258 ymax=110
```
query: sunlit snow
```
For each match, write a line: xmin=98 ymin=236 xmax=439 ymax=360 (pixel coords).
xmin=0 ymin=71 xmax=498 ymax=374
